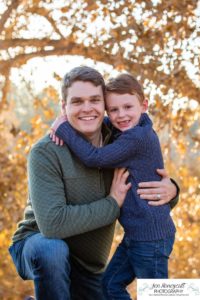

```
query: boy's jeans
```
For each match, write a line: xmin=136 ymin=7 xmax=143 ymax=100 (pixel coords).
xmin=102 ymin=235 xmax=175 ymax=300
xmin=9 ymin=233 xmax=105 ymax=300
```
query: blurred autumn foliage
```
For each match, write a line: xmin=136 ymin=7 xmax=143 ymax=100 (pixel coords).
xmin=0 ymin=0 xmax=199 ymax=299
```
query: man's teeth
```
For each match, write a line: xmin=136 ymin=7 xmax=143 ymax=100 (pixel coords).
xmin=80 ymin=117 xmax=96 ymax=120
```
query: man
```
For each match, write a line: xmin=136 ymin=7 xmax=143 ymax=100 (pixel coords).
xmin=9 ymin=66 xmax=179 ymax=300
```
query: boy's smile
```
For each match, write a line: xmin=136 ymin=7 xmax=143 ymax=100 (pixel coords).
xmin=106 ymin=93 xmax=148 ymax=132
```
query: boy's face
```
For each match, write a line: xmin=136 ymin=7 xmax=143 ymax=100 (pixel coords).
xmin=106 ymin=93 xmax=148 ymax=132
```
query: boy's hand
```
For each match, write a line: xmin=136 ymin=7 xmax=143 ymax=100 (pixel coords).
xmin=137 ymin=169 xmax=177 ymax=206
xmin=50 ymin=115 xmax=68 ymax=146
xmin=50 ymin=131 xmax=64 ymax=146
xmin=51 ymin=115 xmax=68 ymax=132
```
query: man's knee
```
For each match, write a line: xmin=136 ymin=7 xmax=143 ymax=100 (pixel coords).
xmin=36 ymin=238 xmax=70 ymax=268
xmin=24 ymin=235 xmax=70 ymax=272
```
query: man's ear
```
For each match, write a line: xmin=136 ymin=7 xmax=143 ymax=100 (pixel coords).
xmin=61 ymin=100 xmax=67 ymax=116
xmin=142 ymin=99 xmax=148 ymax=112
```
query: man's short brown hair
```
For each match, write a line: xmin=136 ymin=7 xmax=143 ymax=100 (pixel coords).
xmin=61 ymin=66 xmax=106 ymax=103
xmin=106 ymin=74 xmax=145 ymax=103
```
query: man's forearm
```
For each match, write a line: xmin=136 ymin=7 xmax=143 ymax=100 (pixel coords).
xmin=29 ymin=146 xmax=120 ymax=239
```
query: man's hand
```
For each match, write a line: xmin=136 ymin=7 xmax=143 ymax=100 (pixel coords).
xmin=50 ymin=115 xmax=67 ymax=146
xmin=137 ymin=169 xmax=177 ymax=206
xmin=109 ymin=168 xmax=132 ymax=207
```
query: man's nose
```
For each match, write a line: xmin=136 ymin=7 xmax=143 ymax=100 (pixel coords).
xmin=82 ymin=101 xmax=93 ymax=112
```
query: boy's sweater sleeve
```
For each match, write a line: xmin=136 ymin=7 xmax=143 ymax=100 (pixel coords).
xmin=56 ymin=122 xmax=139 ymax=168
xmin=28 ymin=146 xmax=120 ymax=239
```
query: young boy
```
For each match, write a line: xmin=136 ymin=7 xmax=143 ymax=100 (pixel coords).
xmin=52 ymin=74 xmax=176 ymax=299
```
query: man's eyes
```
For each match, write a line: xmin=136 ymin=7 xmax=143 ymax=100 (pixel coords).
xmin=72 ymin=100 xmax=82 ymax=105
xmin=91 ymin=98 xmax=101 ymax=103
xmin=71 ymin=98 xmax=102 ymax=104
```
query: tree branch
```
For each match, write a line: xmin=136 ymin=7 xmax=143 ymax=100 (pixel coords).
xmin=0 ymin=70 xmax=10 ymax=110
xmin=0 ymin=0 xmax=21 ymax=35
xmin=0 ymin=41 xmax=199 ymax=103
xmin=26 ymin=6 xmax=65 ymax=39
xmin=0 ymin=38 xmax=66 ymax=49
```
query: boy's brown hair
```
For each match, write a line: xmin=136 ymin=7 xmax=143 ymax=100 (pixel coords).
xmin=106 ymin=74 xmax=145 ymax=103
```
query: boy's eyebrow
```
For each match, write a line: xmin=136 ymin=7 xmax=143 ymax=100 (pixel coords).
xmin=106 ymin=105 xmax=117 ymax=110
xmin=107 ymin=105 xmax=117 ymax=108
xmin=107 ymin=102 xmax=134 ymax=106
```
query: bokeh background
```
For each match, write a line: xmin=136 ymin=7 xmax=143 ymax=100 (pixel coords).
xmin=0 ymin=1 xmax=199 ymax=299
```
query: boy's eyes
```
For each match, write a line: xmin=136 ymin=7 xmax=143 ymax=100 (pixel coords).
xmin=108 ymin=105 xmax=133 ymax=112
xmin=108 ymin=108 xmax=118 ymax=112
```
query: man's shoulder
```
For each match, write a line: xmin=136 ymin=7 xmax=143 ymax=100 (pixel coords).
xmin=30 ymin=134 xmax=70 ymax=157
xmin=31 ymin=134 xmax=53 ymax=150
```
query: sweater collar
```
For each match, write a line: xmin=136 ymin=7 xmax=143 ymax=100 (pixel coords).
xmin=138 ymin=113 xmax=152 ymax=127
xmin=112 ymin=113 xmax=152 ymax=138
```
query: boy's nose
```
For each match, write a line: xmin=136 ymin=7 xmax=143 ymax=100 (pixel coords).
xmin=118 ymin=109 xmax=125 ymax=117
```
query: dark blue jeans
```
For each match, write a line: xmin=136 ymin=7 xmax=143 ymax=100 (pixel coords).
xmin=102 ymin=235 xmax=175 ymax=300
xmin=9 ymin=233 xmax=105 ymax=300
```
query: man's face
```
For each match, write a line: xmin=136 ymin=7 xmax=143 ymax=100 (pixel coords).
xmin=63 ymin=81 xmax=105 ymax=139
xmin=106 ymin=92 xmax=147 ymax=131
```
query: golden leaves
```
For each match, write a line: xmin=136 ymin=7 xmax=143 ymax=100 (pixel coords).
xmin=85 ymin=0 xmax=99 ymax=12
xmin=0 ymin=1 xmax=199 ymax=298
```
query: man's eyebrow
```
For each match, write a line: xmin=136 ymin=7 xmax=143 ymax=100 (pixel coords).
xmin=89 ymin=95 xmax=102 ymax=99
xmin=71 ymin=95 xmax=102 ymax=101
xmin=71 ymin=97 xmax=83 ymax=101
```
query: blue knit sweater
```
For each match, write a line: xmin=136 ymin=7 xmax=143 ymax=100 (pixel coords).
xmin=56 ymin=113 xmax=176 ymax=241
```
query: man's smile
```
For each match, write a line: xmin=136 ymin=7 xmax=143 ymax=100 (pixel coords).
xmin=79 ymin=116 xmax=97 ymax=121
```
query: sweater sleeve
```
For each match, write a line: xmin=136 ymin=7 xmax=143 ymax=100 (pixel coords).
xmin=56 ymin=122 xmax=140 ymax=168
xmin=169 ymin=179 xmax=180 ymax=210
xmin=28 ymin=146 xmax=120 ymax=239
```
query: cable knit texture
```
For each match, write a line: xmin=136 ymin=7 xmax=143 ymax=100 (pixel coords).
xmin=56 ymin=113 xmax=176 ymax=241
xmin=12 ymin=125 xmax=120 ymax=273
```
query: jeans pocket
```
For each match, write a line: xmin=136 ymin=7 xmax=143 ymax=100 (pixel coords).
xmin=9 ymin=241 xmax=27 ymax=280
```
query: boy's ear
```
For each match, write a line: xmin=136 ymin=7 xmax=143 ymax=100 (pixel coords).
xmin=142 ymin=98 xmax=148 ymax=111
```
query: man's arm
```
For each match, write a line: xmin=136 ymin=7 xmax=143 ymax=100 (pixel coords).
xmin=137 ymin=169 xmax=179 ymax=208
xmin=28 ymin=146 xmax=130 ymax=239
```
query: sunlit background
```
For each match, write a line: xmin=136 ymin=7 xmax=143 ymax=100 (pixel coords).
xmin=0 ymin=0 xmax=199 ymax=299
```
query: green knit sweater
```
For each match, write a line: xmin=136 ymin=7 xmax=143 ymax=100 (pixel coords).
xmin=12 ymin=125 xmax=120 ymax=273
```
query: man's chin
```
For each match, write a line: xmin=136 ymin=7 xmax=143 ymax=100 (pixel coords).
xmin=76 ymin=126 xmax=100 ymax=135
